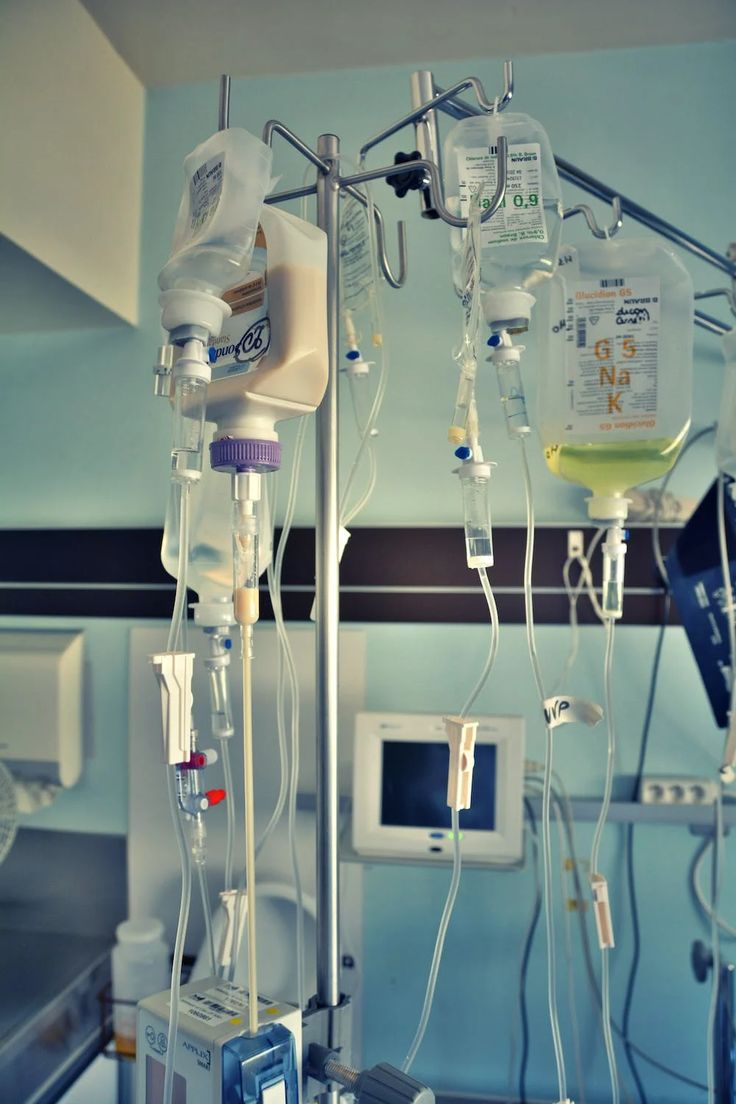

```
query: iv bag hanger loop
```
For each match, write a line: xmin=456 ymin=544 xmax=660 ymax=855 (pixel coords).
xmin=563 ymin=196 xmax=623 ymax=240
xmin=695 ymin=286 xmax=736 ymax=320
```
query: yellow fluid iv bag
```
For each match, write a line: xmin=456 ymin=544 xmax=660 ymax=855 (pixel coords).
xmin=537 ymin=238 xmax=694 ymax=521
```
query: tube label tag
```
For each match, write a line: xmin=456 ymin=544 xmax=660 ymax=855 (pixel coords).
xmin=457 ymin=143 xmax=547 ymax=246
xmin=564 ymin=275 xmax=661 ymax=433
xmin=543 ymin=695 xmax=603 ymax=729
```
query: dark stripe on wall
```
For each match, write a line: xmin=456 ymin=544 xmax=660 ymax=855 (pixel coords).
xmin=0 ymin=527 xmax=677 ymax=624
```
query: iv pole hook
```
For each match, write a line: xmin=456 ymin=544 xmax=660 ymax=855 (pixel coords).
xmin=563 ymin=196 xmax=623 ymax=239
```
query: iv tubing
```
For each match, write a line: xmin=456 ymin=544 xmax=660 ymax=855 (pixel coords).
xmin=593 ymin=618 xmax=620 ymax=1104
xmin=706 ymin=786 xmax=723 ymax=1104
xmin=241 ymin=643 xmax=259 ymax=1035
xmin=402 ymin=566 xmax=499 ymax=1073
xmin=402 ymin=807 xmax=461 ymax=1074
xmin=163 ymin=767 xmax=192 ymax=1104
xmin=167 ymin=482 xmax=191 ymax=653
xmin=518 ymin=435 xmax=568 ymax=1104
xmin=197 ymin=860 xmax=216 ymax=976
xmin=717 ymin=473 xmax=736 ymax=734
xmin=220 ymin=738 xmax=235 ymax=893
xmin=692 ymin=836 xmax=736 ymax=938
xmin=263 ymin=417 xmax=309 ymax=1009
xmin=162 ymin=477 xmax=192 ymax=1104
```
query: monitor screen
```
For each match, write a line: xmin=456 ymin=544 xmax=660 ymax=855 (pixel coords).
xmin=380 ymin=740 xmax=496 ymax=831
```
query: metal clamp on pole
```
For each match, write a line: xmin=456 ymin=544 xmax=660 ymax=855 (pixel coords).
xmin=307 ymin=1044 xmax=435 ymax=1104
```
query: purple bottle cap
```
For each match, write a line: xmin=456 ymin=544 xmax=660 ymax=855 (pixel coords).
xmin=210 ymin=437 xmax=282 ymax=473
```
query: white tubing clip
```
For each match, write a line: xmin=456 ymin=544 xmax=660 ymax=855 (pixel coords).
xmin=150 ymin=652 xmax=194 ymax=765
xmin=219 ymin=889 xmax=248 ymax=971
xmin=590 ymin=872 xmax=615 ymax=949
xmin=443 ymin=715 xmax=478 ymax=812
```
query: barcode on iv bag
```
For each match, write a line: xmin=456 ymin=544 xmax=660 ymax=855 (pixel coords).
xmin=576 ymin=319 xmax=587 ymax=348
xmin=599 ymin=278 xmax=624 ymax=288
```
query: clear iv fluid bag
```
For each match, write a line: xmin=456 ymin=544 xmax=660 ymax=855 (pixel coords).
xmin=443 ymin=111 xmax=563 ymax=330
xmin=340 ymin=194 xmax=374 ymax=315
xmin=159 ymin=127 xmax=273 ymax=297
xmin=716 ymin=329 xmax=736 ymax=478
xmin=161 ymin=427 xmax=272 ymax=602
xmin=537 ymin=238 xmax=694 ymax=520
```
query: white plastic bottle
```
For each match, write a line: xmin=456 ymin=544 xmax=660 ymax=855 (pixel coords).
xmin=538 ymin=237 xmax=694 ymax=521
xmin=112 ymin=918 xmax=170 ymax=1056
xmin=443 ymin=110 xmax=563 ymax=333
xmin=716 ymin=328 xmax=736 ymax=478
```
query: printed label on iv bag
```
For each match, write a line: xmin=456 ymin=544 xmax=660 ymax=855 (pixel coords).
xmin=210 ymin=226 xmax=271 ymax=380
xmin=564 ymin=276 xmax=660 ymax=433
xmin=190 ymin=153 xmax=225 ymax=234
xmin=457 ymin=143 xmax=547 ymax=246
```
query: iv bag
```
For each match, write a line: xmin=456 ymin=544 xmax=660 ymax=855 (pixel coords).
xmin=716 ymin=328 xmax=736 ymax=478
xmin=159 ymin=127 xmax=273 ymax=298
xmin=443 ymin=111 xmax=563 ymax=332
xmin=537 ymin=237 xmax=694 ymax=521
xmin=339 ymin=194 xmax=374 ymax=314
xmin=162 ymin=425 xmax=273 ymax=602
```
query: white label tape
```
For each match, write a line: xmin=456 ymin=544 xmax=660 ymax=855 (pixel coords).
xmin=543 ymin=695 xmax=603 ymax=730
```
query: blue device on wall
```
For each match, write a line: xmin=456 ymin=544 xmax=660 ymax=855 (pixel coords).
xmin=667 ymin=477 xmax=736 ymax=728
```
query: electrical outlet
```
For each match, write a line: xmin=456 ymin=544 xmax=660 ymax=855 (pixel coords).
xmin=567 ymin=529 xmax=585 ymax=558
xmin=639 ymin=776 xmax=719 ymax=806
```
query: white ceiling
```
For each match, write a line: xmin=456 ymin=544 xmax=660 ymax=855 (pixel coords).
xmin=81 ymin=0 xmax=736 ymax=87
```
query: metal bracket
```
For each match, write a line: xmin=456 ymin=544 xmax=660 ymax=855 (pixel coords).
xmin=301 ymin=996 xmax=352 ymax=1102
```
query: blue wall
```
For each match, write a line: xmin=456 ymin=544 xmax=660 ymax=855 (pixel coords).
xmin=2 ymin=38 xmax=736 ymax=1104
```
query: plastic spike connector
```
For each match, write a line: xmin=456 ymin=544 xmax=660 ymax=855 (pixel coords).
xmin=150 ymin=652 xmax=194 ymax=765
xmin=443 ymin=715 xmax=478 ymax=812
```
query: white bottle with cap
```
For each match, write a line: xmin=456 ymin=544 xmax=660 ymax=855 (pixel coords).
xmin=112 ymin=917 xmax=170 ymax=1055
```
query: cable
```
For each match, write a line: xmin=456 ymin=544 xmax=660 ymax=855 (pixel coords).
xmin=692 ymin=834 xmax=736 ymax=938
xmin=163 ymin=767 xmax=192 ymax=1104
xmin=707 ymin=786 xmax=724 ymax=1104
xmin=519 ymin=798 xmax=542 ymax=1104
xmin=518 ymin=434 xmax=568 ymax=1104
